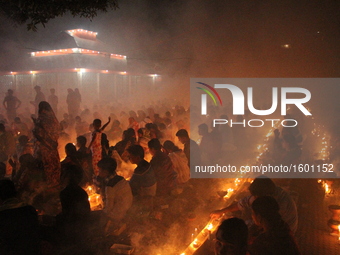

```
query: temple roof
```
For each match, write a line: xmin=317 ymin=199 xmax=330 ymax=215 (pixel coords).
xmin=48 ymin=29 xmax=116 ymax=53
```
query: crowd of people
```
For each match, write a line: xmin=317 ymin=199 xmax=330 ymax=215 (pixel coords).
xmin=0 ymin=86 xmax=336 ymax=254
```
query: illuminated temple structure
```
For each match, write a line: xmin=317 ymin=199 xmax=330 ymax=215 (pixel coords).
xmin=0 ymin=29 xmax=160 ymax=104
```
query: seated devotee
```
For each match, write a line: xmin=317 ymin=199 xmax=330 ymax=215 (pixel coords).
xmin=145 ymin=123 xmax=163 ymax=140
xmin=12 ymin=117 xmax=30 ymax=137
xmin=163 ymin=140 xmax=190 ymax=185
xmin=60 ymin=113 xmax=70 ymax=132
xmin=211 ymin=175 xmax=298 ymax=234
xmin=215 ymin=217 xmax=248 ymax=255
xmin=175 ymin=129 xmax=201 ymax=169
xmin=114 ymin=128 xmax=136 ymax=162
xmin=74 ymin=116 xmax=89 ymax=137
xmin=108 ymin=119 xmax=123 ymax=142
xmin=16 ymin=135 xmax=33 ymax=159
xmin=249 ymin=196 xmax=301 ymax=255
xmin=268 ymin=129 xmax=284 ymax=164
xmin=97 ymin=158 xmax=133 ymax=232
xmin=14 ymin=154 xmax=44 ymax=201
xmin=281 ymin=114 xmax=303 ymax=145
xmin=127 ymin=145 xmax=156 ymax=213
xmin=126 ymin=144 xmax=156 ymax=198
xmin=136 ymin=128 xmax=150 ymax=152
xmin=198 ymin=123 xmax=220 ymax=164
xmin=148 ymin=138 xmax=177 ymax=197
xmin=0 ymin=179 xmax=41 ymax=254
xmin=60 ymin=143 xmax=83 ymax=187
xmin=128 ymin=117 xmax=140 ymax=137
xmin=281 ymin=134 xmax=302 ymax=165
xmin=0 ymin=163 xmax=5 ymax=180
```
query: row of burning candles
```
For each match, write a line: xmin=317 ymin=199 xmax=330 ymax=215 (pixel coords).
xmin=180 ymin=110 xmax=334 ymax=254
xmin=179 ymin=178 xmax=244 ymax=255
xmin=178 ymin=121 xmax=280 ymax=255
xmin=85 ymin=113 xmax=335 ymax=253
xmin=319 ymin=179 xmax=340 ymax=244
xmin=309 ymin=112 xmax=339 ymax=243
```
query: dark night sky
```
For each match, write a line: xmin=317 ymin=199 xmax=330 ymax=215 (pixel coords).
xmin=0 ymin=0 xmax=339 ymax=77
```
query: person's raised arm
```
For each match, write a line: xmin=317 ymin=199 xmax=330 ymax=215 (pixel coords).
xmin=100 ymin=117 xmax=111 ymax=132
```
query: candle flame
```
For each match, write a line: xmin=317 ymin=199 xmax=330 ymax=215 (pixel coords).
xmin=207 ymin=223 xmax=213 ymax=231
xmin=324 ymin=183 xmax=329 ymax=194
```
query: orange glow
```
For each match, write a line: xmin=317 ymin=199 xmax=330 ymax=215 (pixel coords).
xmin=30 ymin=48 xmax=126 ymax=59
xmin=206 ymin=223 xmax=213 ymax=231
xmin=85 ymin=185 xmax=103 ymax=210
xmin=66 ymin=29 xmax=98 ymax=40
xmin=0 ymin=68 xmax=159 ymax=77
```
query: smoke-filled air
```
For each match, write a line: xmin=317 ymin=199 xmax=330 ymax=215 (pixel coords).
xmin=0 ymin=0 xmax=339 ymax=255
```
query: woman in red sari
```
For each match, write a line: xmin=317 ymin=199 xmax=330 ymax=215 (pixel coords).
xmin=32 ymin=101 xmax=61 ymax=188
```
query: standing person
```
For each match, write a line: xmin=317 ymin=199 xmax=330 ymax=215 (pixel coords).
xmin=175 ymin=129 xmax=201 ymax=169
xmin=74 ymin=88 xmax=82 ymax=114
xmin=3 ymin=89 xmax=21 ymax=122
xmin=56 ymin=164 xmax=93 ymax=252
xmin=66 ymin=88 xmax=80 ymax=117
xmin=32 ymin=101 xmax=60 ymax=188
xmin=47 ymin=88 xmax=58 ymax=117
xmin=30 ymin=86 xmax=46 ymax=115
xmin=89 ymin=119 xmax=109 ymax=176
xmin=76 ymin=136 xmax=93 ymax=185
